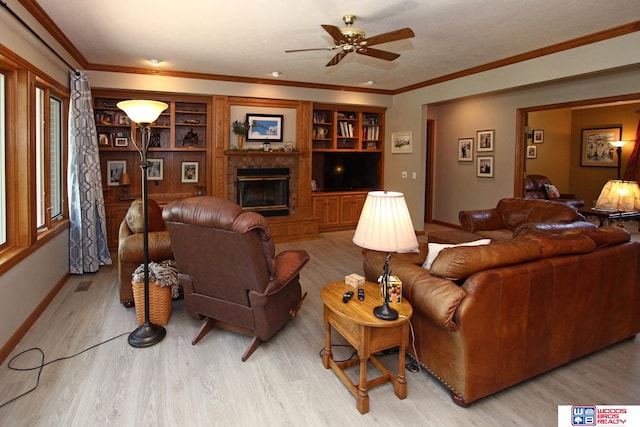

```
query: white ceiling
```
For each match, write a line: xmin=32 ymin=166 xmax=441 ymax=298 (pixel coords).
xmin=34 ymin=0 xmax=640 ymax=91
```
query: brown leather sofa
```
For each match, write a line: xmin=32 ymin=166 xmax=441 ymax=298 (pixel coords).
xmin=458 ymin=197 xmax=595 ymax=241
xmin=163 ymin=196 xmax=310 ymax=361
xmin=363 ymin=226 xmax=640 ymax=406
xmin=117 ymin=199 xmax=173 ymax=307
xmin=524 ymin=174 xmax=585 ymax=208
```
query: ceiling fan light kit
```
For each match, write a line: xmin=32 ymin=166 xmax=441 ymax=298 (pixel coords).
xmin=285 ymin=14 xmax=415 ymax=67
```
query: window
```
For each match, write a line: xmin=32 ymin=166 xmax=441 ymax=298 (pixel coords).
xmin=0 ymin=72 xmax=5 ymax=246
xmin=35 ymin=85 xmax=65 ymax=232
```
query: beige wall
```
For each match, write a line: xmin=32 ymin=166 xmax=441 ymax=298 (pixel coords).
xmin=526 ymin=109 xmax=572 ymax=192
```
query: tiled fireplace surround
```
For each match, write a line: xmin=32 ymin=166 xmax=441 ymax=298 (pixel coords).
xmin=226 ymin=154 xmax=300 ymax=216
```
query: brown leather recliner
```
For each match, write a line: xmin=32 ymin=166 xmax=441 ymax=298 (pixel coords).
xmin=524 ymin=174 xmax=585 ymax=208
xmin=162 ymin=196 xmax=309 ymax=361
xmin=118 ymin=199 xmax=174 ymax=307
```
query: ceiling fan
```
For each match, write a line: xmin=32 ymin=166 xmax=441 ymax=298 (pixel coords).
xmin=285 ymin=14 xmax=415 ymax=67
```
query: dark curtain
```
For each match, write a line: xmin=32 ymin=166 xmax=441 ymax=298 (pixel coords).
xmin=622 ymin=117 xmax=640 ymax=182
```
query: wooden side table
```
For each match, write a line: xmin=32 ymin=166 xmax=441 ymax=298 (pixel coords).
xmin=320 ymin=280 xmax=413 ymax=414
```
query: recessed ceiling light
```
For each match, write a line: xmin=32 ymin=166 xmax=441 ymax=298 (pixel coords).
xmin=365 ymin=80 xmax=375 ymax=85
xmin=149 ymin=59 xmax=161 ymax=66
xmin=271 ymin=71 xmax=281 ymax=77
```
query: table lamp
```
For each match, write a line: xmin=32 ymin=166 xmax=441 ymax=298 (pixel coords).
xmin=119 ymin=172 xmax=133 ymax=200
xmin=117 ymin=99 xmax=168 ymax=348
xmin=352 ymin=191 xmax=418 ymax=320
xmin=596 ymin=179 xmax=640 ymax=225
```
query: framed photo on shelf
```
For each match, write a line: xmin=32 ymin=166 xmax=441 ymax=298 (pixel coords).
xmin=526 ymin=145 xmax=538 ymax=159
xmin=532 ymin=129 xmax=544 ymax=143
xmin=115 ymin=113 xmax=130 ymax=126
xmin=458 ymin=138 xmax=474 ymax=162
xmin=391 ymin=131 xmax=413 ymax=153
xmin=246 ymin=113 xmax=283 ymax=142
xmin=147 ymin=159 xmax=164 ymax=180
xmin=96 ymin=112 xmax=113 ymax=125
xmin=477 ymin=156 xmax=494 ymax=178
xmin=580 ymin=126 xmax=622 ymax=167
xmin=477 ymin=129 xmax=494 ymax=152
xmin=114 ymin=137 xmax=128 ymax=147
xmin=106 ymin=160 xmax=126 ymax=186
xmin=98 ymin=133 xmax=111 ymax=147
xmin=181 ymin=161 xmax=199 ymax=183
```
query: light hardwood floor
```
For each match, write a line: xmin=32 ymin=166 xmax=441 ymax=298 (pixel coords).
xmin=0 ymin=224 xmax=639 ymax=426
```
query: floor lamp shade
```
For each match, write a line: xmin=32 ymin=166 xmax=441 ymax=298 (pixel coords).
xmin=116 ymin=100 xmax=168 ymax=125
xmin=595 ymin=180 xmax=640 ymax=212
xmin=353 ymin=191 xmax=418 ymax=252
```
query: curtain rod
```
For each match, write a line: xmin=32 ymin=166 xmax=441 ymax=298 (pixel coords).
xmin=1 ymin=0 xmax=79 ymax=75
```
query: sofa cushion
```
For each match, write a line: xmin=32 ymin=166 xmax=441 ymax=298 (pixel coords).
xmin=125 ymin=199 xmax=165 ymax=233
xmin=422 ymin=239 xmax=491 ymax=269
xmin=518 ymin=229 xmax=596 ymax=258
xmin=430 ymin=239 xmax=541 ymax=280
xmin=497 ymin=198 xmax=580 ymax=230
xmin=561 ymin=225 xmax=631 ymax=248
xmin=544 ymin=183 xmax=560 ymax=199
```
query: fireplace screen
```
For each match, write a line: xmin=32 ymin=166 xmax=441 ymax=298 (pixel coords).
xmin=236 ymin=168 xmax=290 ymax=216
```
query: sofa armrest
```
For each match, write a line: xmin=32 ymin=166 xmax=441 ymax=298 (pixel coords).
xmin=363 ymin=251 xmax=466 ymax=330
xmin=118 ymin=231 xmax=174 ymax=263
xmin=458 ymin=208 xmax=504 ymax=232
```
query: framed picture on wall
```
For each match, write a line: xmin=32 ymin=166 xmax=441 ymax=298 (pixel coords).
xmin=107 ymin=160 xmax=126 ymax=186
xmin=526 ymin=145 xmax=537 ymax=159
xmin=246 ymin=113 xmax=283 ymax=142
xmin=147 ymin=158 xmax=164 ymax=180
xmin=477 ymin=130 xmax=494 ymax=152
xmin=477 ymin=156 xmax=494 ymax=178
xmin=580 ymin=126 xmax=622 ymax=167
xmin=181 ymin=161 xmax=199 ymax=183
xmin=532 ymin=129 xmax=544 ymax=143
xmin=458 ymin=138 xmax=474 ymax=161
xmin=391 ymin=131 xmax=413 ymax=153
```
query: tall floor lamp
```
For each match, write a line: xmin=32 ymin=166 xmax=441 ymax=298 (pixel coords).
xmin=352 ymin=191 xmax=418 ymax=320
xmin=610 ymin=140 xmax=627 ymax=180
xmin=117 ymin=99 xmax=169 ymax=348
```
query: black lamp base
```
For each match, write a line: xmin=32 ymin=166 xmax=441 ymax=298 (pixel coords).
xmin=128 ymin=322 xmax=166 ymax=348
xmin=373 ymin=303 xmax=399 ymax=321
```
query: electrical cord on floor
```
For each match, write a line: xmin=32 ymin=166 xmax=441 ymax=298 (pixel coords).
xmin=399 ymin=314 xmax=421 ymax=373
xmin=0 ymin=331 xmax=130 ymax=409
xmin=318 ymin=344 xmax=358 ymax=363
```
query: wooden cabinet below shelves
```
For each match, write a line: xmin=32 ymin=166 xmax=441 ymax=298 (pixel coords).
xmin=312 ymin=191 xmax=367 ymax=231
xmin=105 ymin=202 xmax=131 ymax=250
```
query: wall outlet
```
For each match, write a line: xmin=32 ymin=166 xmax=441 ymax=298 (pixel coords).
xmin=402 ymin=171 xmax=407 ymax=178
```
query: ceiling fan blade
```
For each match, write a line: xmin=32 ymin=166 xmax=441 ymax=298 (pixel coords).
xmin=356 ymin=47 xmax=400 ymax=61
xmin=326 ymin=50 xmax=350 ymax=67
xmin=321 ymin=24 xmax=349 ymax=45
xmin=285 ymin=47 xmax=339 ymax=53
xmin=363 ymin=28 xmax=415 ymax=47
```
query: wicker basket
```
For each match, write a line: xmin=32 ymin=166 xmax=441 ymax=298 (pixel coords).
xmin=132 ymin=280 xmax=171 ymax=326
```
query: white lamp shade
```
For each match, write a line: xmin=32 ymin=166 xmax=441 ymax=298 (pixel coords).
xmin=117 ymin=100 xmax=168 ymax=125
xmin=353 ymin=191 xmax=418 ymax=252
xmin=595 ymin=180 xmax=640 ymax=212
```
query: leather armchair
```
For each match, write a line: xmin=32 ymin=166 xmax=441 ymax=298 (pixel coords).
xmin=163 ymin=196 xmax=310 ymax=361
xmin=524 ymin=174 xmax=584 ymax=208
xmin=117 ymin=199 xmax=173 ymax=307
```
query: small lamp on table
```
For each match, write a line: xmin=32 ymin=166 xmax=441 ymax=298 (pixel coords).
xmin=352 ymin=191 xmax=418 ymax=320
